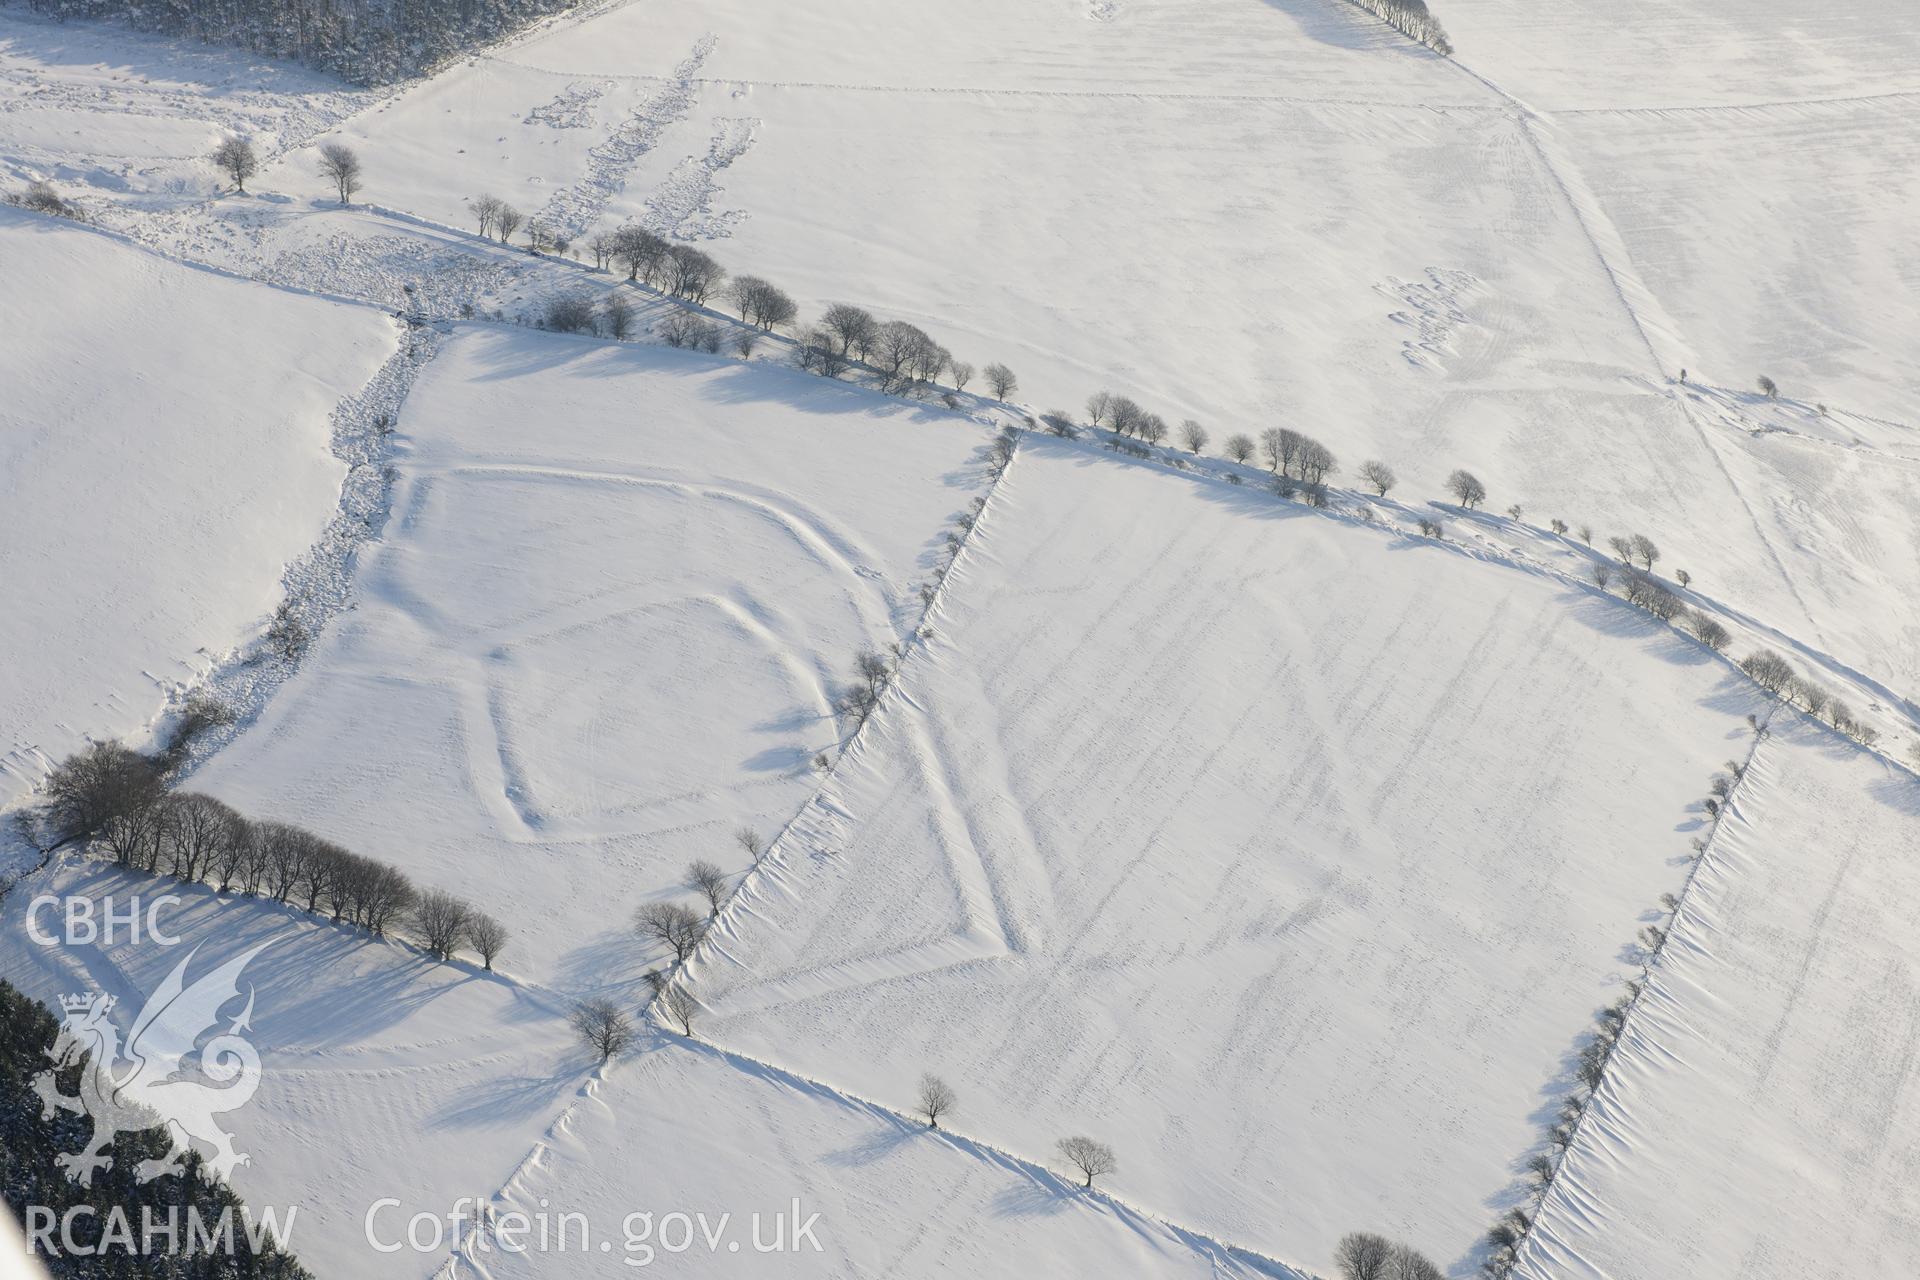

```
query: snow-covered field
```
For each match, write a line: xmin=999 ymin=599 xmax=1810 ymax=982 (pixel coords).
xmin=1519 ymin=717 xmax=1920 ymax=1279
xmin=694 ymin=435 xmax=1762 ymax=1274
xmin=2 ymin=0 xmax=1918 ymax=1277
xmin=190 ymin=327 xmax=997 ymax=995
xmin=0 ymin=13 xmax=370 ymax=197
xmin=240 ymin=0 xmax=1920 ymax=704
xmin=1440 ymin=0 xmax=1920 ymax=110
xmin=0 ymin=206 xmax=392 ymax=804
xmin=0 ymin=858 xmax=580 ymax=1280
xmin=476 ymin=1034 xmax=1305 ymax=1279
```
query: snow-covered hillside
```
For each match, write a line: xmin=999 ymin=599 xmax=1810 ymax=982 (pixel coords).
xmin=190 ymin=328 xmax=998 ymax=995
xmin=0 ymin=858 xmax=579 ymax=1280
xmin=1 ymin=1 xmax=1916 ymax=1277
xmin=245 ymin=0 xmax=1920 ymax=704
xmin=1518 ymin=717 xmax=1920 ymax=1279
xmin=0 ymin=207 xmax=392 ymax=804
xmin=693 ymin=434 xmax=1763 ymax=1274
xmin=476 ymin=1035 xmax=1306 ymax=1279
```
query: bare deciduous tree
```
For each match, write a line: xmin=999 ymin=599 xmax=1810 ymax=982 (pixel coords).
xmin=1622 ymin=572 xmax=1683 ymax=620
xmin=794 ymin=328 xmax=849 ymax=377
xmin=212 ymin=137 xmax=258 ymax=192
xmin=1445 ymin=469 xmax=1486 ymax=508
xmin=1385 ymin=1243 xmax=1444 ymax=1280
xmin=469 ymin=194 xmax=506 ymax=238
xmin=869 ymin=320 xmax=947 ymax=395
xmin=465 ymin=912 xmax=509 ymax=971
xmin=544 ymin=293 xmax=596 ymax=333
xmin=635 ymin=901 xmax=709 ymax=963
xmin=665 ymin=245 xmax=724 ymax=302
xmin=1682 ymin=611 xmax=1730 ymax=652
xmin=494 ymin=203 xmax=524 ymax=245
xmin=835 ymin=683 xmax=881 ymax=730
xmin=1359 ymin=459 xmax=1396 ymax=496
xmin=1757 ymin=375 xmax=1778 ymax=399
xmin=1739 ymin=649 xmax=1795 ymax=697
xmin=984 ymin=362 xmax=1018 ymax=400
xmin=1297 ymin=438 xmax=1336 ymax=484
xmin=572 ymin=999 xmax=634 ymax=1062
xmin=1629 ymin=533 xmax=1660 ymax=572
xmin=1334 ymin=1232 xmax=1394 ymax=1280
xmin=210 ymin=815 xmax=260 ymax=895
xmin=159 ymin=792 xmax=245 ymax=883
xmin=660 ymin=309 xmax=720 ymax=351
xmin=1260 ymin=427 xmax=1287 ymax=472
xmin=736 ymin=827 xmax=766 ymax=863
xmin=1224 ymin=433 xmax=1255 ymax=464
xmin=1109 ymin=396 xmax=1145 ymax=437
xmin=413 ymin=889 xmax=472 ymax=962
xmin=855 ymin=649 xmax=894 ymax=697
xmin=317 ymin=142 xmax=363 ymax=205
xmin=948 ymin=361 xmax=975 ymax=392
xmin=611 ymin=226 xmax=669 ymax=283
xmin=822 ymin=303 xmax=878 ymax=359
xmin=42 ymin=742 xmax=164 ymax=848
xmin=658 ymin=983 xmax=699 ymax=1036
xmin=688 ymin=859 xmax=727 ymax=916
xmin=1347 ymin=0 xmax=1453 ymax=55
xmin=1056 ymin=1136 xmax=1116 ymax=1189
xmin=1179 ymin=420 xmax=1209 ymax=454
xmin=1085 ymin=391 xmax=1114 ymax=428
xmin=1789 ymin=677 xmax=1830 ymax=718
xmin=600 ymin=292 xmax=634 ymax=339
xmin=1826 ymin=697 xmax=1856 ymax=734
xmin=725 ymin=275 xmax=797 ymax=330
xmin=916 ymin=1074 xmax=956 ymax=1129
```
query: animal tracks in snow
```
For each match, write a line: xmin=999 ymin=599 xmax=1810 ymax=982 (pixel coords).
xmin=641 ymin=115 xmax=760 ymax=240
xmin=523 ymin=81 xmax=607 ymax=129
xmin=1378 ymin=267 xmax=1482 ymax=372
xmin=533 ymin=34 xmax=718 ymax=239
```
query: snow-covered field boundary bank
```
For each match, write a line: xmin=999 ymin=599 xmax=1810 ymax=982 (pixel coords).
xmin=1482 ymin=715 xmax=1772 ymax=1276
xmin=165 ymin=323 xmax=444 ymax=778
xmin=47 ymin=181 xmax=1920 ymax=782
xmin=4 ymin=7 xmax=1918 ymax=1270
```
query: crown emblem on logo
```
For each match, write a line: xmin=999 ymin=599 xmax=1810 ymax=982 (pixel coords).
xmin=38 ymin=946 xmax=268 ymax=1187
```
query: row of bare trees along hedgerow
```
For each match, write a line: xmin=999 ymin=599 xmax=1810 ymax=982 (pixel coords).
xmin=18 ymin=740 xmax=509 ymax=970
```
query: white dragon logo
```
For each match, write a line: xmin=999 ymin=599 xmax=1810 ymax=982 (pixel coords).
xmin=31 ymin=942 xmax=269 ymax=1185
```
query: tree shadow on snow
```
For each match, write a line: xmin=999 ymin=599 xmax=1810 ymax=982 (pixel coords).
xmin=1253 ymin=0 xmax=1441 ymax=57
xmin=552 ymin=922 xmax=656 ymax=1007
xmin=426 ymin=1056 xmax=586 ymax=1131
xmin=818 ymin=1112 xmax=919 ymax=1169
xmin=739 ymin=744 xmax=816 ymax=775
